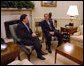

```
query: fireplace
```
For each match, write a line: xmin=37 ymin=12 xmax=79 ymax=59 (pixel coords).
xmin=4 ymin=20 xmax=19 ymax=39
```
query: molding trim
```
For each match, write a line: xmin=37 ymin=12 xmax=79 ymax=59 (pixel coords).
xmin=1 ymin=8 xmax=32 ymax=11
xmin=33 ymin=17 xmax=83 ymax=22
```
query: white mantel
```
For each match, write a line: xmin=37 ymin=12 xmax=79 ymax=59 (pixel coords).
xmin=1 ymin=8 xmax=32 ymax=39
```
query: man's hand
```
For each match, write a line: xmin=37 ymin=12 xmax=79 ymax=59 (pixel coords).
xmin=32 ymin=33 xmax=37 ymax=37
xmin=49 ymin=32 xmax=54 ymax=35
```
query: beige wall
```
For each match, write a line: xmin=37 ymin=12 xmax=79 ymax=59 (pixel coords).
xmin=1 ymin=1 xmax=83 ymax=38
xmin=31 ymin=1 xmax=83 ymax=31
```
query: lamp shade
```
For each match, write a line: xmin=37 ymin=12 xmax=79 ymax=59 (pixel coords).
xmin=67 ymin=5 xmax=79 ymax=17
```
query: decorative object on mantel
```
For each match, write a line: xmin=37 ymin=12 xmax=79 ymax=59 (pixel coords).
xmin=1 ymin=1 xmax=35 ymax=9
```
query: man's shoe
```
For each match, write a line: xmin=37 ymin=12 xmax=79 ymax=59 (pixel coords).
xmin=41 ymin=51 xmax=48 ymax=55
xmin=37 ymin=56 xmax=45 ymax=60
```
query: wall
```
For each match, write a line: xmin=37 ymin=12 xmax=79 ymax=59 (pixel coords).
xmin=1 ymin=1 xmax=83 ymax=38
xmin=1 ymin=8 xmax=32 ymax=38
xmin=31 ymin=1 xmax=83 ymax=31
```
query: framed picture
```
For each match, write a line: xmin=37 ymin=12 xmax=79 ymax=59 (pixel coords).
xmin=41 ymin=1 xmax=57 ymax=7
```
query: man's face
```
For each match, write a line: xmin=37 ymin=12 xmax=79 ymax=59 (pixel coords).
xmin=44 ymin=14 xmax=49 ymax=20
xmin=23 ymin=16 xmax=29 ymax=24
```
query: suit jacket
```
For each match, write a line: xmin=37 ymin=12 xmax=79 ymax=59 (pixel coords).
xmin=16 ymin=22 xmax=33 ymax=45
xmin=40 ymin=20 xmax=55 ymax=37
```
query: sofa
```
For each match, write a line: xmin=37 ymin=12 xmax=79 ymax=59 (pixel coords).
xmin=70 ymin=24 xmax=83 ymax=48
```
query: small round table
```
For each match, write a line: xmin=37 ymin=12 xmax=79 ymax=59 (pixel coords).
xmin=1 ymin=42 xmax=20 ymax=65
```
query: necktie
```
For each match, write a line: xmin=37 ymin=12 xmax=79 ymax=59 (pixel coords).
xmin=25 ymin=24 xmax=30 ymax=32
xmin=47 ymin=21 xmax=52 ymax=30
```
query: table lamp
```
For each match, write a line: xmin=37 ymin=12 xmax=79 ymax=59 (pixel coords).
xmin=67 ymin=5 xmax=79 ymax=27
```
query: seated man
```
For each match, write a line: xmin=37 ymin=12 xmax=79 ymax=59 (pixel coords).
xmin=40 ymin=13 xmax=63 ymax=53
xmin=16 ymin=14 xmax=47 ymax=60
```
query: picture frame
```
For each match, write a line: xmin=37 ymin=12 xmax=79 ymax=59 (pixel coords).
xmin=41 ymin=1 xmax=57 ymax=7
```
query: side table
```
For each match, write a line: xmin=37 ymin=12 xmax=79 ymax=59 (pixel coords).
xmin=55 ymin=42 xmax=83 ymax=65
xmin=1 ymin=42 xmax=20 ymax=65
xmin=61 ymin=27 xmax=77 ymax=35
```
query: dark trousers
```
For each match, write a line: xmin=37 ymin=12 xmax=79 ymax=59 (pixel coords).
xmin=44 ymin=30 xmax=62 ymax=49
xmin=20 ymin=36 xmax=42 ymax=56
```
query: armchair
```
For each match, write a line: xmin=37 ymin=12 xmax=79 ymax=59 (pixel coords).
xmin=9 ymin=24 xmax=34 ymax=61
xmin=40 ymin=21 xmax=58 ymax=46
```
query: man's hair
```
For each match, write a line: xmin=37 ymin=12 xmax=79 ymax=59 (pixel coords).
xmin=20 ymin=14 xmax=27 ymax=22
xmin=44 ymin=13 xmax=49 ymax=17
xmin=49 ymin=12 xmax=52 ymax=18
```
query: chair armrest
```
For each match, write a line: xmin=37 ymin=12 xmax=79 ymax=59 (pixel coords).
xmin=73 ymin=31 xmax=81 ymax=36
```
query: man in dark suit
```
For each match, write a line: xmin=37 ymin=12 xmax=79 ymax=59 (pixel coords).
xmin=16 ymin=14 xmax=47 ymax=60
xmin=40 ymin=13 xmax=63 ymax=53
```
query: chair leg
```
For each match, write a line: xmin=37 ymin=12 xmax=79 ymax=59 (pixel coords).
xmin=28 ymin=54 xmax=31 ymax=61
xmin=26 ymin=53 xmax=31 ymax=61
xmin=18 ymin=54 xmax=20 ymax=60
xmin=18 ymin=50 xmax=21 ymax=60
xmin=42 ymin=34 xmax=45 ymax=43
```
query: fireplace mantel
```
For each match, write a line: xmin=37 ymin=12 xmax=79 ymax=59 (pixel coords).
xmin=1 ymin=8 xmax=32 ymax=39
xmin=1 ymin=8 xmax=32 ymax=11
xmin=1 ymin=8 xmax=32 ymax=15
